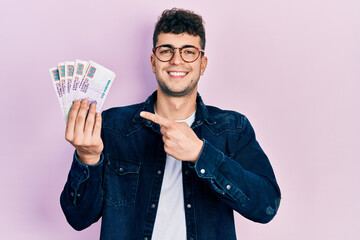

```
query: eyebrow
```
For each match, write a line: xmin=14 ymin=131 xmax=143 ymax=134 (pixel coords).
xmin=157 ymin=44 xmax=198 ymax=49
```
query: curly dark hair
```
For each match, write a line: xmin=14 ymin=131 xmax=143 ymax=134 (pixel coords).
xmin=153 ymin=8 xmax=206 ymax=50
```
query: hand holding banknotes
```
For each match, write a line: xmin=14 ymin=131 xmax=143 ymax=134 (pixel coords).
xmin=50 ymin=60 xmax=115 ymax=164
xmin=65 ymin=99 xmax=103 ymax=165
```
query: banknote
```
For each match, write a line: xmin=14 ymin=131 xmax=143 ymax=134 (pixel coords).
xmin=64 ymin=61 xmax=75 ymax=119
xmin=50 ymin=60 xmax=115 ymax=122
xmin=49 ymin=67 xmax=64 ymax=116
xmin=58 ymin=62 xmax=66 ymax=112
xmin=65 ymin=61 xmax=75 ymax=95
xmin=72 ymin=60 xmax=88 ymax=93
xmin=75 ymin=60 xmax=116 ymax=112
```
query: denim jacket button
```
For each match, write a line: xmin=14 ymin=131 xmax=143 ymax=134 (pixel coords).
xmin=187 ymin=204 xmax=192 ymax=209
xmin=226 ymin=184 xmax=231 ymax=190
xmin=119 ymin=168 xmax=124 ymax=172
xmin=157 ymin=170 xmax=162 ymax=175
xmin=200 ymin=169 xmax=205 ymax=174
xmin=70 ymin=192 xmax=74 ymax=197
xmin=144 ymin=237 xmax=148 ymax=240
xmin=151 ymin=204 xmax=156 ymax=208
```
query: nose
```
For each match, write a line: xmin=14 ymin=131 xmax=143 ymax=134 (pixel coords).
xmin=169 ymin=48 xmax=183 ymax=65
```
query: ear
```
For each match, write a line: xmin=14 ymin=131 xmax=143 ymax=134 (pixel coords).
xmin=151 ymin=54 xmax=156 ymax=74
xmin=200 ymin=56 xmax=208 ymax=75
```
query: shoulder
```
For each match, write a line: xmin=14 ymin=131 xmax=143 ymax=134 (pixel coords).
xmin=204 ymin=105 xmax=249 ymax=135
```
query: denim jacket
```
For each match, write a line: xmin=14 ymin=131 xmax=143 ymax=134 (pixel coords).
xmin=60 ymin=91 xmax=281 ymax=240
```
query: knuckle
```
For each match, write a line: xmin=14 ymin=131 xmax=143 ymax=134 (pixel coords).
xmin=160 ymin=127 xmax=165 ymax=133
xmin=65 ymin=134 xmax=72 ymax=142
xmin=90 ymin=103 xmax=96 ymax=109
xmin=167 ymin=141 xmax=174 ymax=148
xmin=70 ymin=104 xmax=79 ymax=112
xmin=166 ymin=131 xmax=173 ymax=138
xmin=91 ymin=142 xmax=100 ymax=148
xmin=67 ymin=114 xmax=74 ymax=120
xmin=163 ymin=145 xmax=169 ymax=152
xmin=76 ymin=115 xmax=85 ymax=123
xmin=86 ymin=117 xmax=94 ymax=125
xmin=73 ymin=138 xmax=82 ymax=146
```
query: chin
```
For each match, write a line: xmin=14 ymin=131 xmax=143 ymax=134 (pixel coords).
xmin=162 ymin=89 xmax=191 ymax=98
xmin=159 ymin=85 xmax=195 ymax=98
xmin=157 ymin=77 xmax=199 ymax=98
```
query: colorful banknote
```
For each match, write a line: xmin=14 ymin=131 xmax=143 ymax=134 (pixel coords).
xmin=58 ymin=62 xmax=67 ymax=113
xmin=75 ymin=61 xmax=116 ymax=112
xmin=49 ymin=60 xmax=116 ymax=122
xmin=64 ymin=61 xmax=75 ymax=118
xmin=49 ymin=67 xmax=64 ymax=116
xmin=72 ymin=60 xmax=88 ymax=92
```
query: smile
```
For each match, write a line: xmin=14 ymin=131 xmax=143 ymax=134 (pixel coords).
xmin=168 ymin=71 xmax=188 ymax=77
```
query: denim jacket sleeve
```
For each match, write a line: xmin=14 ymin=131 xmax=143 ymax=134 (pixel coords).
xmin=191 ymin=116 xmax=281 ymax=223
xmin=60 ymin=152 xmax=104 ymax=230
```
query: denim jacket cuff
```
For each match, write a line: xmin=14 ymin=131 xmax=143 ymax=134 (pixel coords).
xmin=191 ymin=140 xmax=249 ymax=203
xmin=192 ymin=139 xmax=224 ymax=179
xmin=72 ymin=151 xmax=104 ymax=182
xmin=66 ymin=152 xmax=103 ymax=205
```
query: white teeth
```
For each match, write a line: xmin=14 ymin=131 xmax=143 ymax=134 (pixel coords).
xmin=169 ymin=72 xmax=186 ymax=76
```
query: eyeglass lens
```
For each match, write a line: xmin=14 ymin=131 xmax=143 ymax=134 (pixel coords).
xmin=155 ymin=46 xmax=200 ymax=62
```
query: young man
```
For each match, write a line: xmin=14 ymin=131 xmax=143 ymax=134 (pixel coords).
xmin=61 ymin=8 xmax=281 ymax=240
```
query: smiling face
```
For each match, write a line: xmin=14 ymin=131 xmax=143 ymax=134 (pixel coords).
xmin=151 ymin=33 xmax=208 ymax=98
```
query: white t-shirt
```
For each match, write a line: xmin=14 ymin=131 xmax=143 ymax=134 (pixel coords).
xmin=151 ymin=111 xmax=196 ymax=240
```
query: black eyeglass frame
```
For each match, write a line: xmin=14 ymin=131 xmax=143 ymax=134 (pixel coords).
xmin=152 ymin=45 xmax=204 ymax=63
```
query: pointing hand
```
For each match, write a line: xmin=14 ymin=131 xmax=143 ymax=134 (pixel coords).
xmin=140 ymin=111 xmax=203 ymax=162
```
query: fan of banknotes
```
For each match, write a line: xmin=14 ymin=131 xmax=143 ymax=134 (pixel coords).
xmin=49 ymin=60 xmax=116 ymax=122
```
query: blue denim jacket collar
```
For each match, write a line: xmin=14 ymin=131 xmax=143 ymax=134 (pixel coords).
xmin=132 ymin=90 xmax=216 ymax=130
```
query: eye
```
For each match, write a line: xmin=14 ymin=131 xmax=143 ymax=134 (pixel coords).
xmin=158 ymin=47 xmax=173 ymax=55
xmin=182 ymin=48 xmax=196 ymax=55
xmin=160 ymin=50 xmax=171 ymax=54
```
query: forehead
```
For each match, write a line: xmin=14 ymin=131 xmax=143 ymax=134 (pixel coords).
xmin=156 ymin=33 xmax=202 ymax=48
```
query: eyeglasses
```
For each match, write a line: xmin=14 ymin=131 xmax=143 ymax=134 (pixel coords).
xmin=153 ymin=45 xmax=204 ymax=63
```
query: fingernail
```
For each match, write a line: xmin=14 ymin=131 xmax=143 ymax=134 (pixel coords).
xmin=140 ymin=111 xmax=144 ymax=117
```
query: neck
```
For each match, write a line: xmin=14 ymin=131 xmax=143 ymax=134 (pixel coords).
xmin=154 ymin=87 xmax=197 ymax=121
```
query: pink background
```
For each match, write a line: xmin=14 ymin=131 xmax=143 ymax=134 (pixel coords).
xmin=1 ymin=0 xmax=359 ymax=239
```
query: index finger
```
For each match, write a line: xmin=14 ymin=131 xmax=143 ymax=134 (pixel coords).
xmin=65 ymin=100 xmax=81 ymax=138
xmin=140 ymin=111 xmax=172 ymax=127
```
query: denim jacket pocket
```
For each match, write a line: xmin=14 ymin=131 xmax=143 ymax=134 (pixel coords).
xmin=104 ymin=155 xmax=141 ymax=206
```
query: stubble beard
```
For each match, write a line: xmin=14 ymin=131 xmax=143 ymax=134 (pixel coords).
xmin=157 ymin=77 xmax=199 ymax=98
